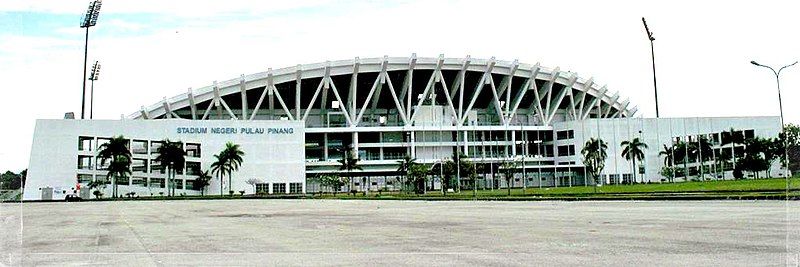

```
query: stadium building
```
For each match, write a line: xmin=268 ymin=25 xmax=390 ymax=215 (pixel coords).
xmin=24 ymin=55 xmax=783 ymax=200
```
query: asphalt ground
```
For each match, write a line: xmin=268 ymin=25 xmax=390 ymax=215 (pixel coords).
xmin=2 ymin=200 xmax=799 ymax=266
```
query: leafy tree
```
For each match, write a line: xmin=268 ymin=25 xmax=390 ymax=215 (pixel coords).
xmin=581 ymin=138 xmax=608 ymax=187
xmin=193 ymin=170 xmax=212 ymax=196
xmin=211 ymin=142 xmax=245 ymax=196
xmin=778 ymin=124 xmax=800 ymax=175
xmin=154 ymin=139 xmax=186 ymax=197
xmin=620 ymin=138 xmax=648 ymax=184
xmin=500 ymin=161 xmax=517 ymax=196
xmin=407 ymin=164 xmax=429 ymax=194
xmin=741 ymin=137 xmax=771 ymax=178
xmin=1 ymin=171 xmax=24 ymax=190
xmin=97 ymin=135 xmax=131 ymax=198
xmin=316 ymin=174 xmax=345 ymax=195
xmin=396 ymin=155 xmax=417 ymax=193
xmin=337 ymin=149 xmax=362 ymax=191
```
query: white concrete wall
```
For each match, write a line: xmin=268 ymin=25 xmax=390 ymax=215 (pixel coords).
xmin=24 ymin=119 xmax=304 ymax=200
xmin=557 ymin=116 xmax=783 ymax=183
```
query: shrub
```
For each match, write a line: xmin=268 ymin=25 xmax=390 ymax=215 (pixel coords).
xmin=238 ymin=190 xmax=245 ymax=196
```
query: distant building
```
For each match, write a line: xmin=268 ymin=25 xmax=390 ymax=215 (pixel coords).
xmin=24 ymin=56 xmax=783 ymax=200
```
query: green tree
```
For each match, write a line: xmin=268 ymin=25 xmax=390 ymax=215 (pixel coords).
xmin=0 ymin=171 xmax=24 ymax=190
xmin=210 ymin=142 xmax=245 ymax=196
xmin=316 ymin=174 xmax=345 ymax=195
xmin=741 ymin=137 xmax=771 ymax=178
xmin=193 ymin=170 xmax=212 ymax=196
xmin=396 ymin=155 xmax=417 ymax=193
xmin=407 ymin=164 xmax=429 ymax=194
xmin=97 ymin=135 xmax=132 ymax=198
xmin=621 ymin=138 xmax=648 ymax=184
xmin=500 ymin=161 xmax=517 ymax=196
xmin=581 ymin=138 xmax=608 ymax=188
xmin=337 ymin=149 xmax=362 ymax=192
xmin=154 ymin=139 xmax=186 ymax=197
xmin=721 ymin=128 xmax=745 ymax=172
xmin=658 ymin=145 xmax=675 ymax=182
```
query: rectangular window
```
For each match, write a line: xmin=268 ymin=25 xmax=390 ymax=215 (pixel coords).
xmin=149 ymin=178 xmax=165 ymax=188
xmin=172 ymin=179 xmax=184 ymax=190
xmin=185 ymin=180 xmax=194 ymax=190
xmin=78 ymin=136 xmax=93 ymax=151
xmin=150 ymin=141 xmax=164 ymax=154
xmin=150 ymin=159 xmax=165 ymax=174
xmin=272 ymin=183 xmax=286 ymax=194
xmin=186 ymin=143 xmax=201 ymax=158
xmin=78 ymin=156 xmax=93 ymax=170
xmin=132 ymin=158 xmax=148 ymax=173
xmin=544 ymin=145 xmax=554 ymax=157
xmin=185 ymin=162 xmax=201 ymax=176
xmin=96 ymin=157 xmax=110 ymax=170
xmin=622 ymin=174 xmax=632 ymax=184
xmin=96 ymin=137 xmax=111 ymax=151
xmin=130 ymin=140 xmax=148 ymax=154
xmin=289 ymin=183 xmax=303 ymax=194
xmin=132 ymin=177 xmax=147 ymax=187
xmin=115 ymin=176 xmax=129 ymax=186
xmin=556 ymin=130 xmax=574 ymax=140
xmin=256 ymin=183 xmax=269 ymax=194
xmin=557 ymin=145 xmax=575 ymax=156
xmin=77 ymin=174 xmax=93 ymax=184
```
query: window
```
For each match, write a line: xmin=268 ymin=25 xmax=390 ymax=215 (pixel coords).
xmin=150 ymin=159 xmax=165 ymax=174
xmin=186 ymin=162 xmax=201 ymax=176
xmin=78 ymin=136 xmax=93 ymax=151
xmin=96 ymin=157 xmax=110 ymax=170
xmin=256 ymin=183 xmax=269 ymax=194
xmin=557 ymin=145 xmax=575 ymax=156
xmin=116 ymin=176 xmax=129 ymax=186
xmin=131 ymin=140 xmax=148 ymax=154
xmin=544 ymin=145 xmax=554 ymax=157
xmin=150 ymin=141 xmax=164 ymax=154
xmin=622 ymin=174 xmax=632 ymax=184
xmin=78 ymin=156 xmax=93 ymax=170
xmin=132 ymin=158 xmax=148 ymax=173
xmin=744 ymin=129 xmax=755 ymax=139
xmin=132 ymin=177 xmax=147 ymax=187
xmin=186 ymin=143 xmax=201 ymax=158
xmin=609 ymin=174 xmax=620 ymax=184
xmin=77 ymin=174 xmax=93 ymax=184
xmin=185 ymin=180 xmax=194 ymax=190
xmin=289 ymin=183 xmax=303 ymax=194
xmin=96 ymin=138 xmax=111 ymax=151
xmin=272 ymin=183 xmax=286 ymax=194
xmin=556 ymin=130 xmax=574 ymax=140
xmin=149 ymin=178 xmax=165 ymax=188
xmin=172 ymin=179 xmax=184 ymax=190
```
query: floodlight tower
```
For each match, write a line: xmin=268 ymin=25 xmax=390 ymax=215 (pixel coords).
xmin=80 ymin=0 xmax=102 ymax=120
xmin=642 ymin=17 xmax=659 ymax=118
xmin=89 ymin=61 xmax=101 ymax=119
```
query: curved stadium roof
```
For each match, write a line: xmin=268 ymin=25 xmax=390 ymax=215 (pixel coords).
xmin=129 ymin=55 xmax=636 ymax=126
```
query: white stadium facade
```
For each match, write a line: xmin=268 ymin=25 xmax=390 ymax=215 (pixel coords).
xmin=25 ymin=55 xmax=783 ymax=200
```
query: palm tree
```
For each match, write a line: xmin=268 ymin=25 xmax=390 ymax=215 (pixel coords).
xmin=721 ymin=128 xmax=745 ymax=172
xmin=621 ymin=138 xmax=648 ymax=184
xmin=211 ymin=142 xmax=245 ymax=196
xmin=210 ymin=154 xmax=227 ymax=196
xmin=106 ymin=155 xmax=132 ymax=195
xmin=193 ymin=170 xmax=212 ymax=196
xmin=155 ymin=139 xmax=186 ymax=196
xmin=582 ymin=138 xmax=608 ymax=191
xmin=658 ymin=144 xmax=675 ymax=182
xmin=338 ymin=149 xmax=362 ymax=192
xmin=396 ymin=155 xmax=417 ymax=193
xmin=500 ymin=161 xmax=516 ymax=196
xmin=97 ymin=135 xmax=131 ymax=198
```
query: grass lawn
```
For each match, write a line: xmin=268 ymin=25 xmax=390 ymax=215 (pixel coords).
xmin=311 ymin=177 xmax=800 ymax=200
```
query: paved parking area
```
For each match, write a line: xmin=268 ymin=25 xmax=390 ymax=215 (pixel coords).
xmin=2 ymin=200 xmax=799 ymax=266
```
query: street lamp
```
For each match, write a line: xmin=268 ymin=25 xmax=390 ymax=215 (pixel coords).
xmin=80 ymin=0 xmax=102 ymax=120
xmin=751 ymin=60 xmax=797 ymax=187
xmin=642 ymin=17 xmax=660 ymax=118
xmin=88 ymin=61 xmax=101 ymax=119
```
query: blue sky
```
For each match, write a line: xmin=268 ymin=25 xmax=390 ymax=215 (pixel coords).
xmin=1 ymin=0 xmax=799 ymax=171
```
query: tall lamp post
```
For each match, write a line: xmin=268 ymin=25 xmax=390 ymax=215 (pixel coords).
xmin=641 ymin=17 xmax=659 ymax=118
xmin=80 ymin=0 xmax=103 ymax=120
xmin=89 ymin=61 xmax=101 ymax=119
xmin=750 ymin=60 xmax=797 ymax=186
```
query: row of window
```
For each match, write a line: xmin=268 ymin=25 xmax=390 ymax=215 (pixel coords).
xmin=78 ymin=156 xmax=202 ymax=175
xmin=77 ymin=174 xmax=198 ymax=190
xmin=254 ymin=182 xmax=303 ymax=194
xmin=78 ymin=137 xmax=202 ymax=158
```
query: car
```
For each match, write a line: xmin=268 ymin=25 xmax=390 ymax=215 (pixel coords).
xmin=65 ymin=194 xmax=82 ymax=202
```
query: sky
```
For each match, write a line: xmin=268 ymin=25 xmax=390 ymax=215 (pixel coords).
xmin=1 ymin=0 xmax=799 ymax=171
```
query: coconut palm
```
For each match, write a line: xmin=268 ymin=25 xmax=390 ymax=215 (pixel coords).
xmin=338 ymin=149 xmax=362 ymax=191
xmin=97 ymin=135 xmax=131 ymax=198
xmin=658 ymin=144 xmax=675 ymax=182
xmin=621 ymin=138 xmax=648 ymax=184
xmin=193 ymin=170 xmax=212 ymax=196
xmin=211 ymin=142 xmax=245 ymax=196
xmin=396 ymin=155 xmax=417 ymax=192
xmin=154 ymin=139 xmax=186 ymax=196
xmin=581 ymin=138 xmax=608 ymax=188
